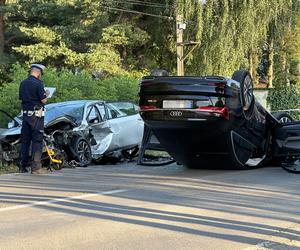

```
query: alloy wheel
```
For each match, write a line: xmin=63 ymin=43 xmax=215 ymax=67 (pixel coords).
xmin=77 ymin=140 xmax=91 ymax=165
xmin=279 ymin=116 xmax=292 ymax=124
xmin=243 ymin=75 xmax=254 ymax=111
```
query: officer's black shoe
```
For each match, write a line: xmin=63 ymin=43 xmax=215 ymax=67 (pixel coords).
xmin=19 ymin=167 xmax=28 ymax=173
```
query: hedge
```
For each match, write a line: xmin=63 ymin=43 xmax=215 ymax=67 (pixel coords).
xmin=0 ymin=64 xmax=141 ymax=116
xmin=268 ymin=85 xmax=300 ymax=120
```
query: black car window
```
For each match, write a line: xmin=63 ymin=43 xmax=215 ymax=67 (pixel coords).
xmin=0 ymin=111 xmax=15 ymax=129
xmin=106 ymin=103 xmax=126 ymax=119
xmin=87 ymin=106 xmax=101 ymax=124
xmin=96 ymin=104 xmax=107 ymax=120
xmin=110 ymin=102 xmax=137 ymax=116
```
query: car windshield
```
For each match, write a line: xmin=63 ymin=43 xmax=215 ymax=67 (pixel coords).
xmin=45 ymin=103 xmax=85 ymax=125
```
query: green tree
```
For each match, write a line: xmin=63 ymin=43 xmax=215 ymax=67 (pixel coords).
xmin=0 ymin=0 xmax=5 ymax=55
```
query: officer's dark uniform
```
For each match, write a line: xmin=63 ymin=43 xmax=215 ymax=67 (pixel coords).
xmin=19 ymin=74 xmax=47 ymax=172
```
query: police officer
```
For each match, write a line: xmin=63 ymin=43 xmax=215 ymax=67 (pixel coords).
xmin=19 ymin=63 xmax=49 ymax=174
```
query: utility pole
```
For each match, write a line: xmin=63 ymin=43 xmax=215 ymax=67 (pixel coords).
xmin=176 ymin=11 xmax=200 ymax=76
xmin=176 ymin=14 xmax=185 ymax=76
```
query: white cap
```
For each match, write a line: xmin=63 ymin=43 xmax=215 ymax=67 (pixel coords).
xmin=31 ymin=63 xmax=46 ymax=73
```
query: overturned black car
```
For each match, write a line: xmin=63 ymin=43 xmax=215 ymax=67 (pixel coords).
xmin=0 ymin=100 xmax=144 ymax=168
xmin=139 ymin=70 xmax=299 ymax=169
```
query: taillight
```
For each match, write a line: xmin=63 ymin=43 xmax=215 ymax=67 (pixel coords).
xmin=139 ymin=105 xmax=157 ymax=111
xmin=207 ymin=82 xmax=225 ymax=87
xmin=197 ymin=106 xmax=229 ymax=120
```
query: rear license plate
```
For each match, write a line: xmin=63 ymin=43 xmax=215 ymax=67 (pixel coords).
xmin=162 ymin=100 xmax=193 ymax=109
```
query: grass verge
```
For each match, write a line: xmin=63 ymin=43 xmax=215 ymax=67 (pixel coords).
xmin=0 ymin=164 xmax=18 ymax=175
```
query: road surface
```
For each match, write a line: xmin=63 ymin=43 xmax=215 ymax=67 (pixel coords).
xmin=0 ymin=163 xmax=299 ymax=250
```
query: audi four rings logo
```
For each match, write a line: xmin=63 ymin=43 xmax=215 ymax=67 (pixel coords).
xmin=170 ymin=111 xmax=183 ymax=116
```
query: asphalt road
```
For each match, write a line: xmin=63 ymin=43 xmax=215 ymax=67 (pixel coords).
xmin=0 ymin=163 xmax=300 ymax=250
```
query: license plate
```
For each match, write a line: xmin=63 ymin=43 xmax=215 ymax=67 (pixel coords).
xmin=162 ymin=100 xmax=193 ymax=109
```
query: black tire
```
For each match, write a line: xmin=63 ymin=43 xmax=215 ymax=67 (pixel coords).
xmin=71 ymin=137 xmax=92 ymax=167
xmin=232 ymin=70 xmax=254 ymax=113
xmin=272 ymin=112 xmax=293 ymax=124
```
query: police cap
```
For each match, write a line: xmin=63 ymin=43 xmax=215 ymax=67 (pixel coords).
xmin=30 ymin=63 xmax=46 ymax=74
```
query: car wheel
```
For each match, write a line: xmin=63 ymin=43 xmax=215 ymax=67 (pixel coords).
xmin=232 ymin=70 xmax=254 ymax=113
xmin=273 ymin=112 xmax=293 ymax=124
xmin=71 ymin=137 xmax=92 ymax=167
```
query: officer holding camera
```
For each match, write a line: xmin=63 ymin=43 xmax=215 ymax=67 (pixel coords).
xmin=19 ymin=63 xmax=49 ymax=174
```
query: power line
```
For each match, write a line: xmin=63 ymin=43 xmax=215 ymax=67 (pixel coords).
xmin=113 ymin=0 xmax=168 ymax=8
xmin=102 ymin=2 xmax=196 ymax=24
xmin=109 ymin=0 xmax=169 ymax=9
xmin=102 ymin=5 xmax=174 ymax=20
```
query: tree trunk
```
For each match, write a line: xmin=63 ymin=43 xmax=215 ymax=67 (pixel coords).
xmin=297 ymin=63 xmax=300 ymax=83
xmin=281 ymin=51 xmax=290 ymax=86
xmin=253 ymin=52 xmax=259 ymax=85
xmin=267 ymin=39 xmax=274 ymax=88
xmin=0 ymin=0 xmax=5 ymax=55
xmin=286 ymin=59 xmax=290 ymax=86
xmin=248 ymin=49 xmax=259 ymax=85
xmin=248 ymin=50 xmax=253 ymax=78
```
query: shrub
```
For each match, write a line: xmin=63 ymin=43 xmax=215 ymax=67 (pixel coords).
xmin=100 ymin=76 xmax=140 ymax=102
xmin=0 ymin=64 xmax=141 ymax=116
xmin=268 ymin=85 xmax=300 ymax=120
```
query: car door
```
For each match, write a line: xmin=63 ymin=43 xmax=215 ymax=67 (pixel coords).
xmin=86 ymin=104 xmax=113 ymax=157
xmin=118 ymin=103 xmax=144 ymax=147
xmin=104 ymin=103 xmax=125 ymax=151
xmin=273 ymin=121 xmax=300 ymax=157
xmin=105 ymin=102 xmax=144 ymax=150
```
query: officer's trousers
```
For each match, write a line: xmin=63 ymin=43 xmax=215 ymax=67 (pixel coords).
xmin=20 ymin=114 xmax=44 ymax=170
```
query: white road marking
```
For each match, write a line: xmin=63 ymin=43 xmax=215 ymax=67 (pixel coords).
xmin=0 ymin=189 xmax=127 ymax=212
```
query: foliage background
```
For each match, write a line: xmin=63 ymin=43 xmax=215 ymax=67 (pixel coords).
xmin=0 ymin=0 xmax=300 ymax=114
xmin=268 ymin=85 xmax=300 ymax=120
xmin=0 ymin=64 xmax=140 ymax=116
